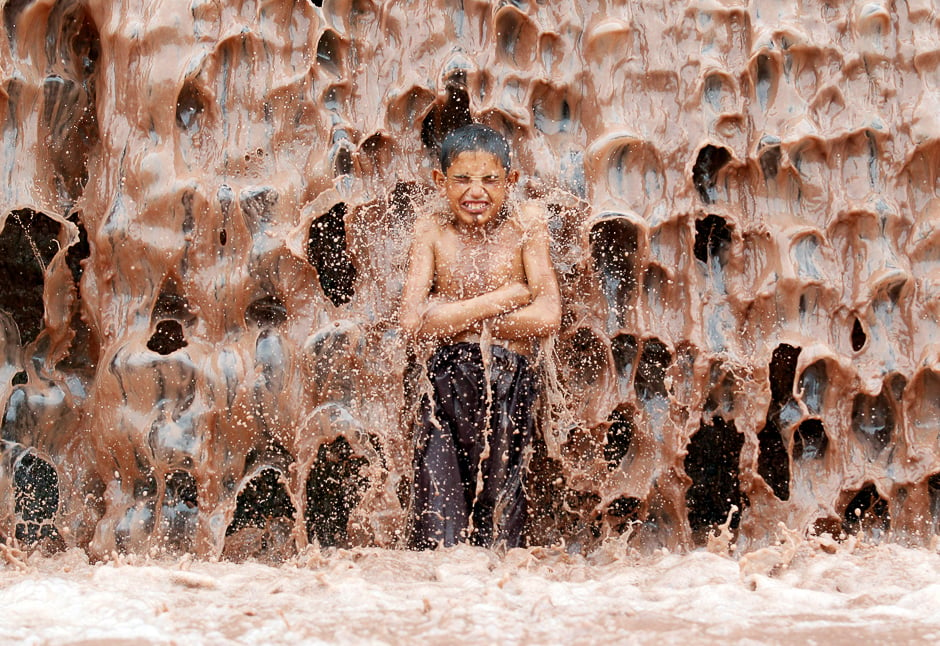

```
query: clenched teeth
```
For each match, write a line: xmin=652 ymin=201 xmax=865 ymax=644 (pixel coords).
xmin=462 ymin=201 xmax=489 ymax=212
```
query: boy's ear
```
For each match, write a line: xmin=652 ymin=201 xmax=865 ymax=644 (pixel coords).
xmin=508 ymin=169 xmax=520 ymax=184
xmin=432 ymin=169 xmax=446 ymax=189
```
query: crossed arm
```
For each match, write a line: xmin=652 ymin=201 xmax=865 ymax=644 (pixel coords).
xmin=399 ymin=210 xmax=561 ymax=342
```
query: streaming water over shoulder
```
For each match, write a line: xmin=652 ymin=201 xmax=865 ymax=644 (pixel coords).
xmin=1 ymin=0 xmax=940 ymax=560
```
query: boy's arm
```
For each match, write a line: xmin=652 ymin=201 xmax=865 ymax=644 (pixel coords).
xmin=490 ymin=205 xmax=562 ymax=340
xmin=400 ymin=217 xmax=531 ymax=341
xmin=419 ymin=282 xmax=531 ymax=340
xmin=399 ymin=217 xmax=436 ymax=338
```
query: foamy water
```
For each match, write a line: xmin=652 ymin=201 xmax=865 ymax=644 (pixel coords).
xmin=3 ymin=537 xmax=939 ymax=644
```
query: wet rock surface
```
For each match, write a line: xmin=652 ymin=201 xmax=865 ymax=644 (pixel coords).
xmin=1 ymin=0 xmax=940 ymax=557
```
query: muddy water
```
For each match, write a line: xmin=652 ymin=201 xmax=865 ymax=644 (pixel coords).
xmin=2 ymin=538 xmax=940 ymax=644
xmin=1 ymin=0 xmax=939 ymax=560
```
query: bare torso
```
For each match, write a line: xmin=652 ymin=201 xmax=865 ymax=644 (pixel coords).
xmin=430 ymin=210 xmax=533 ymax=354
xmin=432 ymin=214 xmax=526 ymax=300
xmin=400 ymin=198 xmax=561 ymax=359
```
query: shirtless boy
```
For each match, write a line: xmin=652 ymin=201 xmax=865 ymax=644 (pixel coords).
xmin=400 ymin=124 xmax=561 ymax=548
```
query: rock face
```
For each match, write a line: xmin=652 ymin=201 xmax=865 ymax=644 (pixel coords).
xmin=1 ymin=0 xmax=939 ymax=558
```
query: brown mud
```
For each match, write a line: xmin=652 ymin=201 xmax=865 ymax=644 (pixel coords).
xmin=1 ymin=0 xmax=940 ymax=559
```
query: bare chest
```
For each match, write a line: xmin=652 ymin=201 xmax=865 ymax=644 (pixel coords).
xmin=433 ymin=226 xmax=526 ymax=298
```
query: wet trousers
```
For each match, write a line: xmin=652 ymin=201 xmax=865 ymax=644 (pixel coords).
xmin=410 ymin=342 xmax=537 ymax=549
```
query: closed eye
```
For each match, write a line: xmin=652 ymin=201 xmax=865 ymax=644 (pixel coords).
xmin=447 ymin=174 xmax=505 ymax=186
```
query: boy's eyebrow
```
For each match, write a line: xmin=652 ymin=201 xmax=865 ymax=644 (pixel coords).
xmin=448 ymin=173 xmax=504 ymax=180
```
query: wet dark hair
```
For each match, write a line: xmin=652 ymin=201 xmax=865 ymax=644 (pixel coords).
xmin=439 ymin=124 xmax=512 ymax=173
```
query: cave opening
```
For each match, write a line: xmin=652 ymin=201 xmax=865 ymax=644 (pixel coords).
xmin=685 ymin=416 xmax=745 ymax=543
xmin=316 ymin=29 xmax=344 ymax=78
xmin=604 ymin=408 xmax=634 ymax=469
xmin=851 ymin=316 xmax=867 ymax=352
xmin=693 ymin=214 xmax=732 ymax=266
xmin=13 ymin=452 xmax=61 ymax=546
xmin=147 ymin=320 xmax=187 ymax=355
xmin=757 ymin=344 xmax=803 ymax=500
xmin=692 ymin=145 xmax=731 ymax=204
xmin=793 ymin=419 xmax=828 ymax=460
xmin=851 ymin=389 xmax=894 ymax=458
xmin=769 ymin=344 xmax=801 ymax=402
xmin=225 ymin=467 xmax=297 ymax=561
xmin=305 ymin=436 xmax=370 ymax=548
xmin=841 ymin=483 xmax=890 ymax=540
xmin=0 ymin=210 xmax=61 ymax=346
xmin=389 ymin=181 xmax=423 ymax=221
xmin=331 ymin=137 xmax=354 ymax=177
xmin=246 ymin=294 xmax=288 ymax=328
xmin=798 ymin=360 xmax=828 ymax=415
xmin=175 ymin=80 xmax=206 ymax=130
xmin=610 ymin=333 xmax=638 ymax=381
xmin=3 ymin=0 xmax=29 ymax=42
xmin=152 ymin=280 xmax=192 ymax=320
xmin=306 ymin=203 xmax=357 ymax=307
xmin=754 ymin=53 xmax=775 ymax=110
xmin=523 ymin=439 xmax=571 ymax=547
xmin=757 ymin=421 xmax=789 ymax=500
xmin=635 ymin=338 xmax=671 ymax=402
xmin=420 ymin=81 xmax=472 ymax=153
xmin=57 ymin=212 xmax=95 ymax=379
xmin=161 ymin=470 xmax=198 ymax=552
xmin=590 ymin=217 xmax=638 ymax=325
xmin=43 ymin=2 xmax=101 ymax=202
xmin=929 ymin=473 xmax=940 ymax=536
xmin=605 ymin=496 xmax=641 ymax=535
xmin=758 ymin=138 xmax=781 ymax=179
xmin=65 ymin=211 xmax=90 ymax=286
xmin=147 ymin=281 xmax=191 ymax=355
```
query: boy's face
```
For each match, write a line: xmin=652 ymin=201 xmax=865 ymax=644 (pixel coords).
xmin=433 ymin=151 xmax=519 ymax=231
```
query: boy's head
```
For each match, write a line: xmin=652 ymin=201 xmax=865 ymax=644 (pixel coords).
xmin=433 ymin=124 xmax=519 ymax=230
xmin=439 ymin=124 xmax=512 ymax=174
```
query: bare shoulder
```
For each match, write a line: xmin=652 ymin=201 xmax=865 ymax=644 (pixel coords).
xmin=514 ymin=200 xmax=550 ymax=241
xmin=412 ymin=210 xmax=446 ymax=242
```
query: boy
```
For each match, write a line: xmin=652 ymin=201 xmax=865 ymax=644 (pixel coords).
xmin=400 ymin=124 xmax=561 ymax=548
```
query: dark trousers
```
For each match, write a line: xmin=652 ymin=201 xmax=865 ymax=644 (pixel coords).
xmin=410 ymin=343 xmax=537 ymax=549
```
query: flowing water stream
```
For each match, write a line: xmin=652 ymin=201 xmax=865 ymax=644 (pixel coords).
xmin=0 ymin=0 xmax=939 ymax=593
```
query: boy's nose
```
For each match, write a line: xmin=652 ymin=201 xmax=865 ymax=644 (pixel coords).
xmin=469 ymin=178 xmax=497 ymax=193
